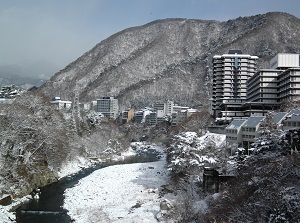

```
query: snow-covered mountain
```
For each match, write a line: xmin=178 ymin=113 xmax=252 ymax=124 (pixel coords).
xmin=40 ymin=12 xmax=300 ymax=109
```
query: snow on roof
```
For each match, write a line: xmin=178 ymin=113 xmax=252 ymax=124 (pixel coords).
xmin=287 ymin=108 xmax=300 ymax=116
xmin=226 ymin=119 xmax=247 ymax=129
xmin=284 ymin=114 xmax=300 ymax=121
xmin=50 ymin=100 xmax=72 ymax=104
xmin=242 ymin=116 xmax=264 ymax=128
xmin=273 ymin=112 xmax=287 ymax=124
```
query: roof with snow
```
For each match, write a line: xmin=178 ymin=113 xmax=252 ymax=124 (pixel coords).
xmin=242 ymin=116 xmax=264 ymax=128
xmin=284 ymin=114 xmax=300 ymax=121
xmin=273 ymin=112 xmax=287 ymax=124
xmin=287 ymin=109 xmax=300 ymax=116
xmin=226 ymin=119 xmax=246 ymax=129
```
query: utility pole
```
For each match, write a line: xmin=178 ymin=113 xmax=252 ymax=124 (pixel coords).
xmin=70 ymin=88 xmax=80 ymax=133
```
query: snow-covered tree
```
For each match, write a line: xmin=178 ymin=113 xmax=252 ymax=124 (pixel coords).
xmin=167 ymin=132 xmax=227 ymax=178
xmin=202 ymin=125 xmax=300 ymax=223
xmin=0 ymin=92 xmax=69 ymax=196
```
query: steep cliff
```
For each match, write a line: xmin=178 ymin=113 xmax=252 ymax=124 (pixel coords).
xmin=40 ymin=12 xmax=300 ymax=109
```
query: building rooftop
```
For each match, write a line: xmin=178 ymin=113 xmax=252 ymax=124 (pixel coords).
xmin=287 ymin=109 xmax=300 ymax=116
xmin=273 ymin=112 xmax=287 ymax=124
xmin=226 ymin=119 xmax=247 ymax=129
xmin=284 ymin=114 xmax=300 ymax=122
xmin=242 ymin=116 xmax=264 ymax=128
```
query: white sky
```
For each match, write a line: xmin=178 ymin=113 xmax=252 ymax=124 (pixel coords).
xmin=0 ymin=0 xmax=299 ymax=70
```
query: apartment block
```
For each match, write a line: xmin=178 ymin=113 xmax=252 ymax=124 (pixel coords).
xmin=245 ymin=69 xmax=281 ymax=116
xmin=277 ymin=68 xmax=300 ymax=101
xmin=96 ymin=97 xmax=119 ymax=119
xmin=154 ymin=100 xmax=174 ymax=117
xmin=145 ymin=111 xmax=157 ymax=126
xmin=246 ymin=53 xmax=300 ymax=108
xmin=225 ymin=116 xmax=264 ymax=149
xmin=212 ymin=50 xmax=258 ymax=119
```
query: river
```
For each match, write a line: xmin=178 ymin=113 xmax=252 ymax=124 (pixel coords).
xmin=16 ymin=149 xmax=161 ymax=223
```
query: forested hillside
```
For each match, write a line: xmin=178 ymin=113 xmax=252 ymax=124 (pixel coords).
xmin=40 ymin=12 xmax=300 ymax=110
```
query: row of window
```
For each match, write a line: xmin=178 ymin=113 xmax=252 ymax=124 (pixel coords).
xmin=283 ymin=121 xmax=300 ymax=127
xmin=242 ymin=127 xmax=256 ymax=132
xmin=226 ymin=129 xmax=237 ymax=134
xmin=226 ymin=136 xmax=237 ymax=141
xmin=242 ymin=134 xmax=256 ymax=139
xmin=226 ymin=128 xmax=256 ymax=133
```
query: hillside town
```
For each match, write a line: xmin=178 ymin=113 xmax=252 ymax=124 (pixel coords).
xmin=1 ymin=50 xmax=300 ymax=223
xmin=2 ymin=51 xmax=300 ymax=152
xmin=48 ymin=51 xmax=300 ymax=152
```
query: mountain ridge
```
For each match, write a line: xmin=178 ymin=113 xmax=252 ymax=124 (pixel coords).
xmin=40 ymin=12 xmax=300 ymax=109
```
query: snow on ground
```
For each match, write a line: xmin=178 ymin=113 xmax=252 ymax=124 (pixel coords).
xmin=0 ymin=195 xmax=31 ymax=223
xmin=58 ymin=156 xmax=92 ymax=179
xmin=58 ymin=142 xmax=164 ymax=179
xmin=64 ymin=158 xmax=171 ymax=223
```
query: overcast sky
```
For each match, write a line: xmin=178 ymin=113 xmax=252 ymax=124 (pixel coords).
xmin=1 ymin=0 xmax=299 ymax=70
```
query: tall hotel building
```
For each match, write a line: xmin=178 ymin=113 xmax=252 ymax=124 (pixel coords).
xmin=211 ymin=50 xmax=258 ymax=119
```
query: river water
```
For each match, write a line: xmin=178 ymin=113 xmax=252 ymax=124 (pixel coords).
xmin=16 ymin=150 xmax=161 ymax=223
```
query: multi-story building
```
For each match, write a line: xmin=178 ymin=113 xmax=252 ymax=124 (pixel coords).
xmin=225 ymin=116 xmax=264 ymax=150
xmin=246 ymin=53 xmax=300 ymax=109
xmin=225 ymin=109 xmax=300 ymax=149
xmin=277 ymin=68 xmax=300 ymax=102
xmin=154 ymin=103 xmax=165 ymax=118
xmin=241 ymin=116 xmax=264 ymax=148
xmin=119 ymin=108 xmax=135 ymax=124
xmin=145 ymin=111 xmax=157 ymax=126
xmin=212 ymin=50 xmax=258 ymax=120
xmin=165 ymin=100 xmax=174 ymax=115
xmin=270 ymin=53 xmax=300 ymax=102
xmin=212 ymin=52 xmax=300 ymax=122
xmin=96 ymin=97 xmax=119 ymax=119
xmin=245 ymin=69 xmax=281 ymax=116
xmin=154 ymin=100 xmax=174 ymax=117
xmin=225 ymin=119 xmax=247 ymax=146
xmin=270 ymin=53 xmax=300 ymax=70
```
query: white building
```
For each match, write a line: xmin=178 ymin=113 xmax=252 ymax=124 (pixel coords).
xmin=225 ymin=116 xmax=264 ymax=149
xmin=212 ymin=50 xmax=258 ymax=120
xmin=241 ymin=116 xmax=264 ymax=148
xmin=225 ymin=119 xmax=247 ymax=145
xmin=153 ymin=100 xmax=174 ymax=117
xmin=50 ymin=97 xmax=72 ymax=110
xmin=96 ymin=97 xmax=119 ymax=119
xmin=270 ymin=53 xmax=300 ymax=69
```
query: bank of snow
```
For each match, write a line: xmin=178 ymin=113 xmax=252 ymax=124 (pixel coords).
xmin=64 ymin=158 xmax=170 ymax=223
xmin=0 ymin=195 xmax=31 ymax=223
